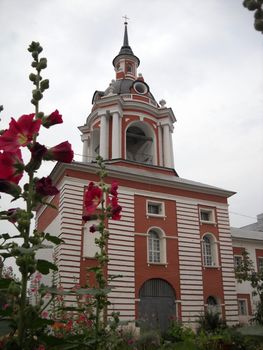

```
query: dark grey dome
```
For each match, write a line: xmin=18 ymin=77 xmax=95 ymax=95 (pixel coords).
xmin=105 ymin=79 xmax=156 ymax=102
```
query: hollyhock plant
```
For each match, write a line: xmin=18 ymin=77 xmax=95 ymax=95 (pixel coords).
xmin=83 ymin=182 xmax=103 ymax=217
xmin=43 ymin=141 xmax=74 ymax=163
xmin=0 ymin=114 xmax=41 ymax=151
xmin=0 ymin=149 xmax=24 ymax=184
xmin=42 ymin=109 xmax=63 ymax=128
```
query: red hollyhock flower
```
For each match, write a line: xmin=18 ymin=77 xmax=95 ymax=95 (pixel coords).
xmin=0 ymin=149 xmax=24 ymax=184
xmin=35 ymin=176 xmax=59 ymax=197
xmin=42 ymin=110 xmax=63 ymax=128
xmin=44 ymin=141 xmax=74 ymax=163
xmin=109 ymin=181 xmax=118 ymax=196
xmin=0 ymin=114 xmax=41 ymax=151
xmin=84 ymin=182 xmax=103 ymax=216
xmin=110 ymin=196 xmax=122 ymax=220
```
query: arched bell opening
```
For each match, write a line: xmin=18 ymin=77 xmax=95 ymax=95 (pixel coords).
xmin=91 ymin=128 xmax=100 ymax=161
xmin=125 ymin=121 xmax=156 ymax=165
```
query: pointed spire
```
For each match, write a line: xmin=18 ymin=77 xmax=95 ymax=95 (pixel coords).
xmin=113 ymin=19 xmax=140 ymax=68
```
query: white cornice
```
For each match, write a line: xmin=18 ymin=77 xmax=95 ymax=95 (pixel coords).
xmin=50 ymin=161 xmax=235 ymax=199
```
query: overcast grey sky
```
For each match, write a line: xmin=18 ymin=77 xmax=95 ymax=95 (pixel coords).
xmin=0 ymin=0 xmax=262 ymax=228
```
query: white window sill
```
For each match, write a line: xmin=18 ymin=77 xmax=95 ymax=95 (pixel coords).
xmin=200 ymin=220 xmax=217 ymax=225
xmin=147 ymin=262 xmax=168 ymax=268
xmin=203 ymin=264 xmax=221 ymax=269
xmin=146 ymin=214 xmax=166 ymax=219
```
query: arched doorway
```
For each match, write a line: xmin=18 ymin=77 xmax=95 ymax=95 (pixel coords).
xmin=138 ymin=278 xmax=176 ymax=332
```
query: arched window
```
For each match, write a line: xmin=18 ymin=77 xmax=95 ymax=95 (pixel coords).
xmin=148 ymin=228 xmax=166 ymax=264
xmin=202 ymin=234 xmax=218 ymax=267
xmin=148 ymin=231 xmax=160 ymax=263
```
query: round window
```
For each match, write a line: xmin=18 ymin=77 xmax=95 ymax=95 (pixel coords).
xmin=133 ymin=81 xmax=148 ymax=95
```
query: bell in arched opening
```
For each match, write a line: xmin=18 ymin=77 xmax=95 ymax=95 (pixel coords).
xmin=126 ymin=122 xmax=154 ymax=164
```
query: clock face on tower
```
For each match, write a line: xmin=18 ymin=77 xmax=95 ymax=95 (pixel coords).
xmin=133 ymin=81 xmax=149 ymax=95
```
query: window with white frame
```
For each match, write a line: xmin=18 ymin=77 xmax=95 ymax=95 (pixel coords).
xmin=238 ymin=299 xmax=248 ymax=316
xmin=258 ymin=257 xmax=263 ymax=272
xmin=202 ymin=234 xmax=218 ymax=267
xmin=200 ymin=208 xmax=216 ymax=224
xmin=234 ymin=255 xmax=243 ymax=269
xmin=147 ymin=200 xmax=164 ymax=217
xmin=148 ymin=228 xmax=166 ymax=264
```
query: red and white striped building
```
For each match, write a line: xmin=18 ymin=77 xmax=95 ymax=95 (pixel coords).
xmin=36 ymin=22 xmax=239 ymax=330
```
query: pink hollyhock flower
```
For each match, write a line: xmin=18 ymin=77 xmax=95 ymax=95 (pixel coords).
xmin=44 ymin=141 xmax=74 ymax=163
xmin=0 ymin=149 xmax=24 ymax=184
xmin=42 ymin=110 xmax=63 ymax=128
xmin=83 ymin=182 xmax=103 ymax=216
xmin=41 ymin=311 xmax=48 ymax=319
xmin=0 ymin=114 xmax=41 ymax=151
xmin=35 ymin=176 xmax=59 ymax=197
xmin=109 ymin=181 xmax=118 ymax=196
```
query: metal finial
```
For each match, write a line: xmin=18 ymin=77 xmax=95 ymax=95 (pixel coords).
xmin=122 ymin=15 xmax=130 ymax=24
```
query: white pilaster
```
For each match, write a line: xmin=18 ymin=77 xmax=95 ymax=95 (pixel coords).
xmin=169 ymin=131 xmax=174 ymax=168
xmin=81 ymin=133 xmax=90 ymax=163
xmin=158 ymin=124 xmax=163 ymax=166
xmin=163 ymin=124 xmax=172 ymax=168
xmin=99 ymin=114 xmax=109 ymax=159
xmin=112 ymin=112 xmax=121 ymax=158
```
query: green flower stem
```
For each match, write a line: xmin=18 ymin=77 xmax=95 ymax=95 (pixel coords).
xmin=18 ymin=64 xmax=40 ymax=346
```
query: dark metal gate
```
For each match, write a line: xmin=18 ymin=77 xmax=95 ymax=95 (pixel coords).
xmin=138 ymin=279 xmax=176 ymax=333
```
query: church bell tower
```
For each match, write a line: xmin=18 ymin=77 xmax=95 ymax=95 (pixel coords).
xmin=79 ymin=21 xmax=176 ymax=169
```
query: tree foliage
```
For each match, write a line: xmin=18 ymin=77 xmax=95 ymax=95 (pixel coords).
xmin=235 ymin=250 xmax=263 ymax=324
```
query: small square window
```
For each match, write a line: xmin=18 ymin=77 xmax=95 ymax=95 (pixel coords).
xmin=147 ymin=201 xmax=164 ymax=216
xmin=200 ymin=209 xmax=215 ymax=223
xmin=238 ymin=300 xmax=247 ymax=316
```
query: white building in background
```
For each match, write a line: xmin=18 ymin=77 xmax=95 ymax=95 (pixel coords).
xmin=231 ymin=213 xmax=263 ymax=324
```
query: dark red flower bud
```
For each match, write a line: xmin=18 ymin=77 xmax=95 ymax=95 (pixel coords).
xmin=44 ymin=141 xmax=74 ymax=163
xmin=89 ymin=224 xmax=96 ymax=233
xmin=35 ymin=176 xmax=59 ymax=197
xmin=42 ymin=110 xmax=63 ymax=128
xmin=26 ymin=142 xmax=47 ymax=171
xmin=110 ymin=181 xmax=118 ymax=196
xmin=0 ymin=180 xmax=21 ymax=197
xmin=82 ymin=214 xmax=98 ymax=222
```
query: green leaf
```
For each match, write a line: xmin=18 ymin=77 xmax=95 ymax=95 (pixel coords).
xmin=45 ymin=233 xmax=64 ymax=245
xmin=0 ymin=319 xmax=12 ymax=337
xmin=0 ymin=253 xmax=12 ymax=260
xmin=0 ymin=278 xmax=13 ymax=289
xmin=0 ymin=233 xmax=10 ymax=240
xmin=30 ymin=317 xmax=54 ymax=329
xmin=37 ymin=259 xmax=58 ymax=275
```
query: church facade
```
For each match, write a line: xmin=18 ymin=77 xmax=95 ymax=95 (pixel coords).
xmin=36 ymin=23 xmax=239 ymax=330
